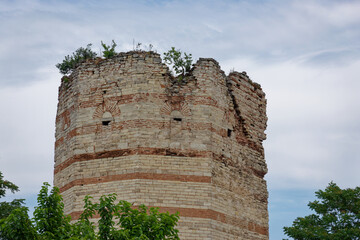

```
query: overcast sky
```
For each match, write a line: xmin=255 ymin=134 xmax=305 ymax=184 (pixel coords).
xmin=1 ymin=0 xmax=359 ymax=239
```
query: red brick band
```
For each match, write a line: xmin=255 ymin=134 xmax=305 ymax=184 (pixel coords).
xmin=69 ymin=206 xmax=268 ymax=236
xmin=54 ymin=147 xmax=266 ymax=179
xmin=55 ymin=120 xmax=217 ymax=147
xmin=54 ymin=119 xmax=263 ymax=154
xmin=59 ymin=172 xmax=211 ymax=192
xmin=79 ymin=93 xmax=222 ymax=110
xmin=56 ymin=94 xmax=223 ymax=123
xmin=54 ymin=147 xmax=210 ymax=175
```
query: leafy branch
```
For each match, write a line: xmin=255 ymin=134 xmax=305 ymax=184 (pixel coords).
xmin=56 ymin=44 xmax=97 ymax=75
xmin=163 ymin=47 xmax=193 ymax=77
xmin=101 ymin=40 xmax=117 ymax=58
xmin=0 ymin=182 xmax=180 ymax=240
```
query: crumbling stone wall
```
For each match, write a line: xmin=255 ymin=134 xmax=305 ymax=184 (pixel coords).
xmin=54 ymin=51 xmax=268 ymax=239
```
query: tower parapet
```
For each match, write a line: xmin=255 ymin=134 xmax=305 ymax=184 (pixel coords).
xmin=54 ymin=51 xmax=268 ymax=239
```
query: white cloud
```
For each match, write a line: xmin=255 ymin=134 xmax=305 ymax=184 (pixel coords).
xmin=0 ymin=0 xmax=359 ymax=198
xmin=298 ymin=0 xmax=360 ymax=27
xmin=1 ymin=0 xmax=359 ymax=86
xmin=0 ymin=77 xmax=58 ymax=194
xmin=222 ymin=55 xmax=360 ymax=189
xmin=260 ymin=60 xmax=360 ymax=189
xmin=1 ymin=2 xmax=360 ymax=239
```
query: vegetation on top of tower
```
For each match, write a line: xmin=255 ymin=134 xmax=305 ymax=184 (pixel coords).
xmin=101 ymin=40 xmax=117 ymax=58
xmin=56 ymin=42 xmax=193 ymax=83
xmin=56 ymin=44 xmax=98 ymax=75
xmin=56 ymin=41 xmax=120 ymax=76
xmin=163 ymin=47 xmax=193 ymax=77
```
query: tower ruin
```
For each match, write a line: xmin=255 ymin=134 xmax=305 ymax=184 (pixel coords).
xmin=54 ymin=51 xmax=268 ymax=239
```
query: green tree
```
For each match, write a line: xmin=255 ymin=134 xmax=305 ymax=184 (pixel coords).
xmin=0 ymin=182 xmax=180 ymax=239
xmin=115 ymin=200 xmax=179 ymax=239
xmin=0 ymin=171 xmax=25 ymax=219
xmin=101 ymin=40 xmax=117 ymax=58
xmin=56 ymin=44 xmax=97 ymax=75
xmin=76 ymin=193 xmax=180 ymax=240
xmin=283 ymin=182 xmax=360 ymax=240
xmin=163 ymin=47 xmax=193 ymax=76
xmin=33 ymin=182 xmax=72 ymax=239
xmin=0 ymin=207 xmax=38 ymax=240
xmin=70 ymin=195 xmax=97 ymax=240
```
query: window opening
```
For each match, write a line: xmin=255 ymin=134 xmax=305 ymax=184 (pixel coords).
xmin=173 ymin=118 xmax=182 ymax=122
xmin=227 ymin=129 xmax=232 ymax=137
xmin=102 ymin=120 xmax=111 ymax=126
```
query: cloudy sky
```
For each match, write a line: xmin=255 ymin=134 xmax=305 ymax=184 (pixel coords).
xmin=1 ymin=0 xmax=359 ymax=238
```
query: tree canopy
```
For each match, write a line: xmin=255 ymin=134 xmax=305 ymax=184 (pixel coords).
xmin=0 ymin=171 xmax=25 ymax=220
xmin=283 ymin=182 xmax=360 ymax=240
xmin=56 ymin=44 xmax=98 ymax=75
xmin=0 ymin=182 xmax=180 ymax=240
xmin=163 ymin=47 xmax=193 ymax=76
xmin=56 ymin=42 xmax=194 ymax=85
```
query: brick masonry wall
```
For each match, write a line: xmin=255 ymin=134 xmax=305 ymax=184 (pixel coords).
xmin=54 ymin=51 xmax=268 ymax=239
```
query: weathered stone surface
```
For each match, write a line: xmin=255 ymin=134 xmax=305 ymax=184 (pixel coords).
xmin=54 ymin=51 xmax=268 ymax=239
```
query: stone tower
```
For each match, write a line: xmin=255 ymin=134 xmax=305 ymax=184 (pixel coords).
xmin=54 ymin=51 xmax=268 ymax=239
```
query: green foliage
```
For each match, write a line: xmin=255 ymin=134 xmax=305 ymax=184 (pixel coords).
xmin=0 ymin=182 xmax=180 ymax=239
xmin=97 ymin=194 xmax=117 ymax=239
xmin=114 ymin=200 xmax=180 ymax=239
xmin=0 ymin=207 xmax=38 ymax=240
xmin=0 ymin=171 xmax=25 ymax=219
xmin=71 ymin=195 xmax=97 ymax=240
xmin=163 ymin=47 xmax=193 ymax=76
xmin=62 ymin=76 xmax=70 ymax=83
xmin=0 ymin=198 xmax=25 ymax=220
xmin=56 ymin=44 xmax=97 ymax=75
xmin=76 ymin=193 xmax=180 ymax=240
xmin=0 ymin=171 xmax=19 ymax=197
xmin=33 ymin=182 xmax=72 ymax=239
xmin=283 ymin=182 xmax=360 ymax=240
xmin=101 ymin=40 xmax=117 ymax=58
